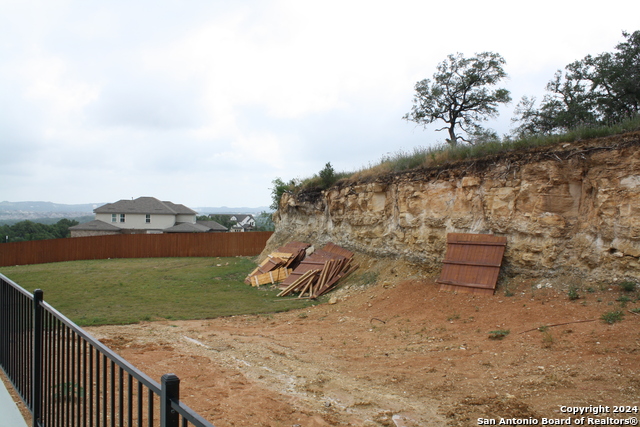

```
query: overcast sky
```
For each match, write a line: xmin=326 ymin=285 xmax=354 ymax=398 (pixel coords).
xmin=1 ymin=0 xmax=639 ymax=210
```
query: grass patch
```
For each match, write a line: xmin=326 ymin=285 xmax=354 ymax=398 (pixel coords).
xmin=541 ymin=330 xmax=554 ymax=348
xmin=619 ymin=281 xmax=637 ymax=292
xmin=288 ymin=114 xmax=640 ymax=197
xmin=600 ymin=310 xmax=625 ymax=324
xmin=567 ymin=286 xmax=580 ymax=301
xmin=1 ymin=257 xmax=315 ymax=326
xmin=358 ymin=271 xmax=380 ymax=286
xmin=616 ymin=295 xmax=632 ymax=307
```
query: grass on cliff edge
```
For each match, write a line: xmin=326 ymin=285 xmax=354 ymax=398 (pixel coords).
xmin=287 ymin=114 xmax=640 ymax=194
xmin=0 ymin=257 xmax=315 ymax=326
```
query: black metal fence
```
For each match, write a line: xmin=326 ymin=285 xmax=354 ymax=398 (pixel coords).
xmin=0 ymin=273 xmax=216 ymax=427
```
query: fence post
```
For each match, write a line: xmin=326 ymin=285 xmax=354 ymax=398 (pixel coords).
xmin=161 ymin=373 xmax=180 ymax=427
xmin=32 ymin=289 xmax=43 ymax=427
xmin=0 ymin=280 xmax=6 ymax=369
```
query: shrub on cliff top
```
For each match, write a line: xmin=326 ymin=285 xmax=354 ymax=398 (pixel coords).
xmin=270 ymin=114 xmax=640 ymax=210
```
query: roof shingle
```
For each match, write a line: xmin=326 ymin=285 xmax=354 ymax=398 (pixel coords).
xmin=94 ymin=197 xmax=197 ymax=215
xmin=68 ymin=220 xmax=122 ymax=231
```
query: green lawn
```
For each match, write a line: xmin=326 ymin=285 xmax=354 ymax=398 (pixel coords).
xmin=1 ymin=257 xmax=315 ymax=326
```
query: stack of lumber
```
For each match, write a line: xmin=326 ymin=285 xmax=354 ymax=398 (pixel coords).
xmin=245 ymin=241 xmax=310 ymax=286
xmin=277 ymin=242 xmax=358 ymax=298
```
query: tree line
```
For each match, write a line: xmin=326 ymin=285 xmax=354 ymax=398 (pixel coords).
xmin=1 ymin=214 xmax=275 ymax=243
xmin=271 ymin=30 xmax=639 ymax=209
xmin=197 ymin=213 xmax=275 ymax=231
xmin=404 ymin=30 xmax=640 ymax=145
xmin=0 ymin=219 xmax=79 ymax=243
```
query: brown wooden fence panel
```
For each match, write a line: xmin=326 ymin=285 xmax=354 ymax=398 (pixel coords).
xmin=0 ymin=232 xmax=273 ymax=267
xmin=436 ymin=233 xmax=507 ymax=295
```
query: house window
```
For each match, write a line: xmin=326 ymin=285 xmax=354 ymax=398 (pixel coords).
xmin=145 ymin=214 xmax=151 ymax=224
xmin=111 ymin=214 xmax=117 ymax=223
xmin=120 ymin=214 xmax=126 ymax=223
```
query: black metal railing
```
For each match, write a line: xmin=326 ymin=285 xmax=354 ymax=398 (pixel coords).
xmin=0 ymin=273 xmax=216 ymax=427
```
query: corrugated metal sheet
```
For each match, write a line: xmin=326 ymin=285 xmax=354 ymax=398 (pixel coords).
xmin=436 ymin=233 xmax=507 ymax=295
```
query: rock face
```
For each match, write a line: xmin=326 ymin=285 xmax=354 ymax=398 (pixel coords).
xmin=269 ymin=131 xmax=640 ymax=281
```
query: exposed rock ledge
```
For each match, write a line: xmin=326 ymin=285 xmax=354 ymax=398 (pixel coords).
xmin=266 ymin=131 xmax=640 ymax=282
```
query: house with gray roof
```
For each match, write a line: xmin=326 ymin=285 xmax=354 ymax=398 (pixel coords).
xmin=229 ymin=214 xmax=256 ymax=231
xmin=69 ymin=197 xmax=228 ymax=237
xmin=210 ymin=214 xmax=256 ymax=232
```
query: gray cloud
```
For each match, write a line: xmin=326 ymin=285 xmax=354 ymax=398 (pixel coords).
xmin=87 ymin=73 xmax=207 ymax=130
xmin=2 ymin=0 xmax=639 ymax=207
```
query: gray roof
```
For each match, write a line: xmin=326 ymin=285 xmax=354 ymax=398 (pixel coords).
xmin=223 ymin=214 xmax=253 ymax=221
xmin=69 ymin=220 xmax=122 ymax=231
xmin=94 ymin=197 xmax=197 ymax=215
xmin=196 ymin=220 xmax=228 ymax=231
xmin=163 ymin=222 xmax=212 ymax=233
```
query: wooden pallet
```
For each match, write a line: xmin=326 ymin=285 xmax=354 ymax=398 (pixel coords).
xmin=248 ymin=267 xmax=293 ymax=287
xmin=245 ymin=242 xmax=310 ymax=285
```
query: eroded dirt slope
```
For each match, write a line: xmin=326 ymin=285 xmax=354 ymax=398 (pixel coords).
xmin=87 ymin=259 xmax=640 ymax=427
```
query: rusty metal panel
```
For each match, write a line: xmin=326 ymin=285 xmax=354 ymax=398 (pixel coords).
xmin=436 ymin=233 xmax=507 ymax=295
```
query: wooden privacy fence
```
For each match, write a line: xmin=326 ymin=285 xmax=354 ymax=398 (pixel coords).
xmin=0 ymin=232 xmax=273 ymax=267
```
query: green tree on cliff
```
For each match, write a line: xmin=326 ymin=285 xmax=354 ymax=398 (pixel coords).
xmin=512 ymin=30 xmax=640 ymax=136
xmin=404 ymin=52 xmax=511 ymax=146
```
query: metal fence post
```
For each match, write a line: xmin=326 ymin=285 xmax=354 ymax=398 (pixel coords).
xmin=161 ymin=373 xmax=180 ymax=427
xmin=0 ymin=281 xmax=6 ymax=371
xmin=32 ymin=289 xmax=43 ymax=427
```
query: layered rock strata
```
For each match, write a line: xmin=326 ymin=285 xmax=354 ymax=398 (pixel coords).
xmin=268 ymin=131 xmax=640 ymax=281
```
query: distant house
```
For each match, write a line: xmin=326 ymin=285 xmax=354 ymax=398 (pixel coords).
xmin=230 ymin=223 xmax=244 ymax=232
xmin=69 ymin=197 xmax=228 ymax=237
xmin=230 ymin=214 xmax=256 ymax=230
xmin=210 ymin=214 xmax=256 ymax=232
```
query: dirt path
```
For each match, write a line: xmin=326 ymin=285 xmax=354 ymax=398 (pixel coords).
xmin=87 ymin=275 xmax=640 ymax=427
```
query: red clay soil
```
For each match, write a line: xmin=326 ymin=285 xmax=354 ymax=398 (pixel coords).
xmin=85 ymin=266 xmax=640 ymax=427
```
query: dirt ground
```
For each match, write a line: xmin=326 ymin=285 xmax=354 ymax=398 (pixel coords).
xmin=84 ymin=258 xmax=640 ymax=427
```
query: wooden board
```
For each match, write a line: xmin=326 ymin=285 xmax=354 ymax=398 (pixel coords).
xmin=277 ymin=242 xmax=356 ymax=298
xmin=436 ymin=233 xmax=507 ymax=295
xmin=249 ymin=267 xmax=292 ymax=286
xmin=280 ymin=249 xmax=345 ymax=287
xmin=245 ymin=242 xmax=311 ymax=284
xmin=322 ymin=242 xmax=354 ymax=259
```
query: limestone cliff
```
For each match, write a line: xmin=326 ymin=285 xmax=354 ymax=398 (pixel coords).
xmin=267 ymin=131 xmax=640 ymax=281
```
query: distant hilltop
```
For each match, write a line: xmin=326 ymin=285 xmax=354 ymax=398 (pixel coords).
xmin=0 ymin=201 xmax=271 ymax=222
xmin=0 ymin=201 xmax=101 ymax=213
